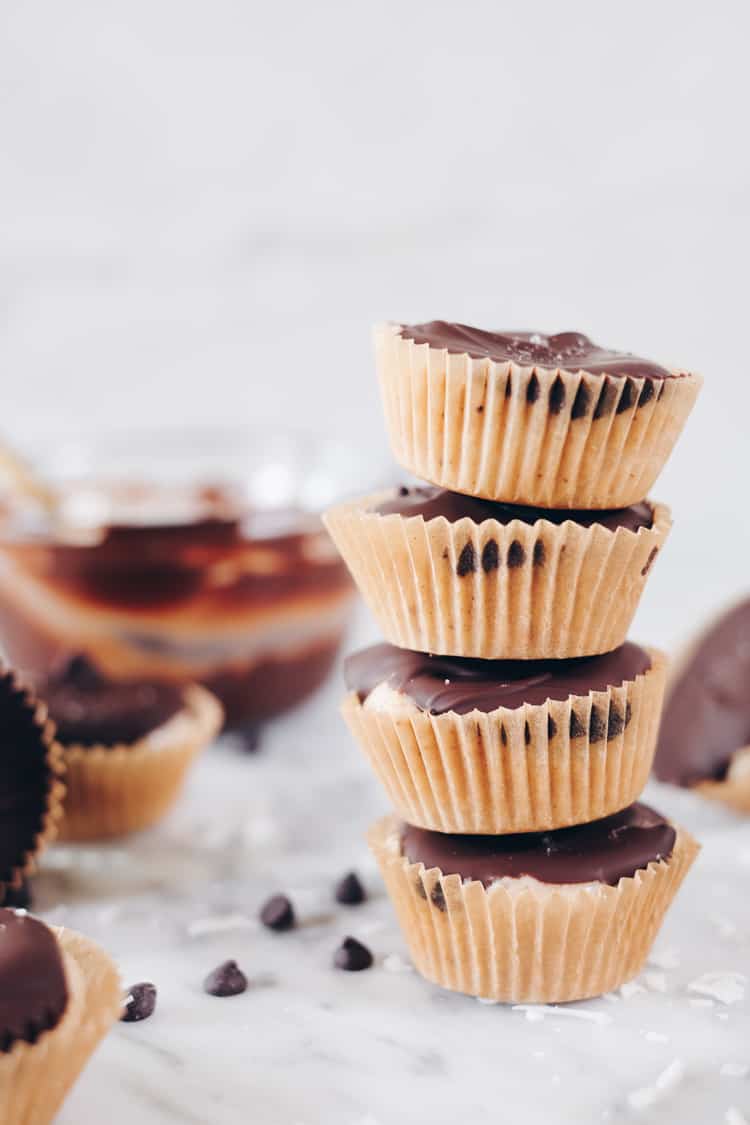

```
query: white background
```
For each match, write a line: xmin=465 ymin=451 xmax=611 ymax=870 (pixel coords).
xmin=1 ymin=0 xmax=749 ymax=649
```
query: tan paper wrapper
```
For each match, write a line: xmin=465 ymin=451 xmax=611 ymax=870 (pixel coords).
xmin=0 ymin=669 xmax=65 ymax=901
xmin=370 ymin=814 xmax=699 ymax=1003
xmin=343 ymin=649 xmax=666 ymax=833
xmin=58 ymin=684 xmax=223 ymax=842
xmin=693 ymin=747 xmax=750 ymax=813
xmin=376 ymin=323 xmax=702 ymax=509
xmin=325 ymin=492 xmax=671 ymax=659
xmin=0 ymin=925 xmax=122 ymax=1125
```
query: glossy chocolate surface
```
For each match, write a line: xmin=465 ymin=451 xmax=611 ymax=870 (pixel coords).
xmin=654 ymin=599 xmax=750 ymax=785
xmin=0 ymin=909 xmax=68 ymax=1051
xmin=402 ymin=803 xmax=675 ymax=887
xmin=398 ymin=322 xmax=673 ymax=378
xmin=376 ymin=486 xmax=653 ymax=533
xmin=41 ymin=656 xmax=184 ymax=746
xmin=345 ymin=642 xmax=651 ymax=716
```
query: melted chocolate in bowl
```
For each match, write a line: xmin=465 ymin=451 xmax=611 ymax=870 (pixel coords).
xmin=0 ymin=482 xmax=355 ymax=727
xmin=398 ymin=323 xmax=674 ymax=379
xmin=0 ymin=909 xmax=68 ymax=1051
xmin=402 ymin=803 xmax=676 ymax=887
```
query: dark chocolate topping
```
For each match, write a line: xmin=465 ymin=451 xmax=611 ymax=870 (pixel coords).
xmin=402 ymin=803 xmax=675 ymax=887
xmin=654 ymin=599 xmax=750 ymax=786
xmin=399 ymin=322 xmax=673 ymax=379
xmin=0 ymin=671 xmax=55 ymax=888
xmin=0 ymin=909 xmax=68 ymax=1050
xmin=345 ymin=642 xmax=651 ymax=716
xmin=376 ymin=486 xmax=653 ymax=533
xmin=42 ymin=656 xmax=184 ymax=746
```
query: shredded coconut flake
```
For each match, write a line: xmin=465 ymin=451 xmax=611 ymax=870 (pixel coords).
xmin=689 ymin=971 xmax=747 ymax=1005
xmin=643 ymin=1031 xmax=670 ymax=1043
xmin=627 ymin=1059 xmax=685 ymax=1111
xmin=382 ymin=953 xmax=413 ymax=974
xmin=512 ymin=1004 xmax=612 ymax=1026
xmin=620 ymin=981 xmax=646 ymax=1000
xmin=726 ymin=1109 xmax=749 ymax=1125
xmin=644 ymin=971 xmax=668 ymax=993
xmin=648 ymin=948 xmax=680 ymax=970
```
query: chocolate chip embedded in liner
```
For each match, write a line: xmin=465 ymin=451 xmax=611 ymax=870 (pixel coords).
xmin=639 ymin=380 xmax=656 ymax=407
xmin=607 ymin=706 xmax=627 ymax=739
xmin=571 ymin=381 xmax=591 ymax=419
xmin=415 ymin=879 xmax=427 ymax=900
xmin=588 ymin=706 xmax=607 ymax=742
xmin=549 ymin=375 xmax=566 ymax=414
xmin=507 ymin=541 xmax=526 ymax=568
xmin=334 ymin=936 xmax=373 ymax=971
xmin=481 ymin=540 xmax=499 ymax=573
xmin=526 ymin=373 xmax=540 ymax=404
xmin=504 ymin=375 xmax=512 ymax=398
xmin=260 ymin=894 xmax=295 ymax=932
xmin=532 ymin=540 xmax=546 ymax=567
xmin=456 ymin=542 xmax=476 ymax=577
xmin=593 ymin=377 xmax=618 ymax=419
xmin=569 ymin=711 xmax=587 ymax=739
xmin=430 ymin=883 xmax=447 ymax=912
xmin=122 ymin=982 xmax=157 ymax=1023
xmin=616 ymin=378 xmax=636 ymax=414
xmin=204 ymin=960 xmax=248 ymax=997
xmin=334 ymin=872 xmax=366 ymax=906
xmin=547 ymin=714 xmax=557 ymax=739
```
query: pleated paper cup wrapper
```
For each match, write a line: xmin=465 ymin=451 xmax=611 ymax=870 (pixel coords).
xmin=325 ymin=492 xmax=671 ymax=659
xmin=0 ymin=925 xmax=122 ymax=1125
xmin=375 ymin=322 xmax=702 ymax=509
xmin=342 ymin=649 xmax=666 ymax=834
xmin=370 ymin=815 xmax=699 ymax=1004
xmin=58 ymin=684 xmax=223 ymax=842
xmin=0 ymin=669 xmax=66 ymax=900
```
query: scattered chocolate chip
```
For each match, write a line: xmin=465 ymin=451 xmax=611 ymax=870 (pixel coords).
xmin=571 ymin=381 xmax=591 ymax=419
xmin=335 ymin=872 xmax=366 ymax=906
xmin=639 ymin=380 xmax=656 ymax=407
xmin=547 ymin=714 xmax=557 ymax=739
xmin=260 ymin=894 xmax=295 ymax=932
xmin=593 ymin=378 xmax=617 ymax=419
xmin=607 ymin=706 xmax=626 ymax=739
xmin=334 ymin=936 xmax=373 ymax=971
xmin=616 ymin=378 xmax=636 ymax=414
xmin=1 ymin=879 xmax=31 ymax=909
xmin=589 ymin=706 xmax=607 ymax=742
xmin=569 ymin=711 xmax=587 ymax=739
xmin=236 ymin=722 xmax=263 ymax=753
xmin=641 ymin=547 xmax=658 ymax=577
xmin=203 ymin=960 xmax=248 ymax=997
xmin=532 ymin=540 xmax=546 ymax=567
xmin=456 ymin=541 xmax=477 ymax=577
xmin=507 ymin=540 xmax=526 ymax=568
xmin=481 ymin=539 xmax=499 ymax=573
xmin=549 ymin=375 xmax=566 ymax=414
xmin=526 ymin=373 xmax=540 ymax=404
xmin=430 ymin=883 xmax=446 ymax=912
xmin=122 ymin=982 xmax=157 ymax=1023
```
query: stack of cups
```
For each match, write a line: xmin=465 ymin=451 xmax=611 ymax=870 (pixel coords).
xmin=326 ymin=321 xmax=703 ymax=1003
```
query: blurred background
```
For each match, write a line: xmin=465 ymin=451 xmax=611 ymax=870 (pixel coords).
xmin=1 ymin=0 xmax=747 ymax=650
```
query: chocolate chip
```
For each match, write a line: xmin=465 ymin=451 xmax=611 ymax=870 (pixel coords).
xmin=203 ymin=960 xmax=248 ymax=997
xmin=616 ymin=378 xmax=636 ymax=414
xmin=416 ymin=879 xmax=427 ymax=900
xmin=547 ymin=714 xmax=557 ymax=739
xmin=524 ymin=721 xmax=531 ymax=745
xmin=334 ymin=936 xmax=373 ymax=971
xmin=1 ymin=879 xmax=31 ymax=909
xmin=607 ymin=706 xmax=626 ymax=739
xmin=549 ymin=375 xmax=566 ymax=414
xmin=526 ymin=373 xmax=540 ymax=404
xmin=260 ymin=894 xmax=295 ymax=932
xmin=456 ymin=541 xmax=476 ymax=577
xmin=476 ymin=404 xmax=484 ymax=413
xmin=532 ymin=540 xmax=546 ymax=567
xmin=505 ymin=375 xmax=512 ymax=398
xmin=641 ymin=547 xmax=658 ymax=577
xmin=593 ymin=378 xmax=617 ymax=419
xmin=589 ymin=706 xmax=607 ymax=742
xmin=335 ymin=872 xmax=366 ymax=906
xmin=481 ymin=539 xmax=499 ymax=573
xmin=500 ymin=724 xmax=508 ymax=746
xmin=236 ymin=722 xmax=263 ymax=753
xmin=639 ymin=380 xmax=656 ymax=407
xmin=569 ymin=711 xmax=587 ymax=739
xmin=62 ymin=653 xmax=102 ymax=690
xmin=398 ymin=485 xmax=410 ymax=496
xmin=122 ymin=982 xmax=157 ymax=1023
xmin=507 ymin=540 xmax=526 ymax=568
xmin=430 ymin=883 xmax=446 ymax=912
xmin=571 ymin=381 xmax=591 ymax=419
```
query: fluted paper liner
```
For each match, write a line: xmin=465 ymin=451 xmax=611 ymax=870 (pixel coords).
xmin=370 ymin=814 xmax=699 ymax=1003
xmin=0 ymin=925 xmax=122 ymax=1125
xmin=343 ymin=649 xmax=666 ymax=834
xmin=58 ymin=684 xmax=223 ymax=841
xmin=376 ymin=322 xmax=702 ymax=509
xmin=0 ymin=668 xmax=65 ymax=901
xmin=325 ymin=492 xmax=671 ymax=659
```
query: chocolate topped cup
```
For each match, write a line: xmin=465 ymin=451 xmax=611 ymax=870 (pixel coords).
xmin=342 ymin=642 xmax=667 ymax=835
xmin=0 ymin=669 xmax=64 ymax=900
xmin=369 ymin=810 xmax=698 ymax=1004
xmin=0 ymin=908 xmax=68 ymax=1051
xmin=375 ymin=321 xmax=701 ymax=508
xmin=325 ymin=488 xmax=671 ymax=660
xmin=654 ymin=598 xmax=750 ymax=811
